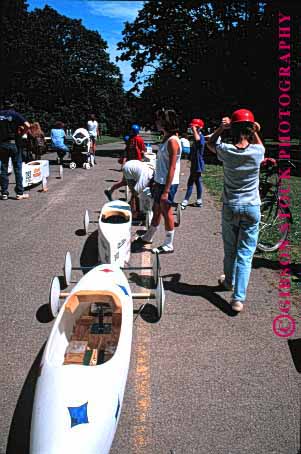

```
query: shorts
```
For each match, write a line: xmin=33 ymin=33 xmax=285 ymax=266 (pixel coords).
xmin=152 ymin=183 xmax=178 ymax=205
xmin=89 ymin=135 xmax=97 ymax=144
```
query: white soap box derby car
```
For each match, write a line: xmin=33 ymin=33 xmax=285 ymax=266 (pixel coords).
xmin=30 ymin=254 xmax=164 ymax=454
xmin=84 ymin=200 xmax=132 ymax=268
xmin=30 ymin=264 xmax=132 ymax=454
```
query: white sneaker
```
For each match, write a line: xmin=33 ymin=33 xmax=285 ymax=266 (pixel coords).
xmin=181 ymin=200 xmax=188 ymax=210
xmin=230 ymin=300 xmax=244 ymax=312
xmin=1 ymin=194 xmax=8 ymax=200
xmin=218 ymin=274 xmax=233 ymax=291
xmin=16 ymin=194 xmax=29 ymax=200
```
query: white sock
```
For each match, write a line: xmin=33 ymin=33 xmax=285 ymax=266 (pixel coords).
xmin=141 ymin=224 xmax=158 ymax=242
xmin=163 ymin=230 xmax=174 ymax=249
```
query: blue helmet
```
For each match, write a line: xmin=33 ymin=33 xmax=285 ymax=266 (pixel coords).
xmin=131 ymin=124 xmax=140 ymax=134
xmin=123 ymin=135 xmax=130 ymax=142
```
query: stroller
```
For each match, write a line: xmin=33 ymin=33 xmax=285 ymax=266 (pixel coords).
xmin=70 ymin=128 xmax=94 ymax=169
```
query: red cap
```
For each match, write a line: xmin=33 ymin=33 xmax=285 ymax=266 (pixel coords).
xmin=189 ymin=118 xmax=204 ymax=129
xmin=231 ymin=109 xmax=255 ymax=123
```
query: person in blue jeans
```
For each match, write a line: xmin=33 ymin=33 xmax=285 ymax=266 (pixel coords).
xmin=51 ymin=121 xmax=69 ymax=163
xmin=207 ymin=109 xmax=265 ymax=312
xmin=0 ymin=101 xmax=30 ymax=200
xmin=181 ymin=118 xmax=205 ymax=209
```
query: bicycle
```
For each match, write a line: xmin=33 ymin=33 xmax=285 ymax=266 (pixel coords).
xmin=257 ymin=157 xmax=293 ymax=252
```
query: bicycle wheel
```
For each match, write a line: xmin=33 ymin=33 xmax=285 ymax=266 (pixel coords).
xmin=257 ymin=198 xmax=290 ymax=252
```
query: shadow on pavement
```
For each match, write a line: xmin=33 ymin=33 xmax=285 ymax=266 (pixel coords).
xmin=128 ymin=272 xmax=153 ymax=289
xmin=75 ymin=228 xmax=86 ymax=236
xmin=161 ymin=273 xmax=237 ymax=316
xmin=95 ymin=149 xmax=120 ymax=158
xmin=135 ymin=303 xmax=159 ymax=323
xmin=253 ymin=256 xmax=301 ymax=282
xmin=36 ymin=304 xmax=53 ymax=323
xmin=80 ymin=230 xmax=99 ymax=271
xmin=6 ymin=343 xmax=46 ymax=454
xmin=287 ymin=338 xmax=301 ymax=373
xmin=253 ymin=255 xmax=280 ymax=271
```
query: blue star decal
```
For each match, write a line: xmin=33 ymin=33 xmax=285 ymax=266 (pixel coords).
xmin=117 ymin=284 xmax=129 ymax=296
xmin=68 ymin=402 xmax=89 ymax=428
xmin=115 ymin=396 xmax=120 ymax=421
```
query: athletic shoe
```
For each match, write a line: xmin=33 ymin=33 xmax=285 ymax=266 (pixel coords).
xmin=104 ymin=189 xmax=113 ymax=201
xmin=1 ymin=194 xmax=8 ymax=200
xmin=181 ymin=200 xmax=188 ymax=210
xmin=16 ymin=194 xmax=29 ymax=200
xmin=230 ymin=300 xmax=244 ymax=312
xmin=218 ymin=274 xmax=233 ymax=291
xmin=151 ymin=245 xmax=174 ymax=254
xmin=195 ymin=201 xmax=202 ymax=207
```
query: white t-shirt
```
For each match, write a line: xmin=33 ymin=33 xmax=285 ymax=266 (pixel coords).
xmin=155 ymin=135 xmax=182 ymax=185
xmin=123 ymin=160 xmax=154 ymax=194
xmin=87 ymin=120 xmax=98 ymax=137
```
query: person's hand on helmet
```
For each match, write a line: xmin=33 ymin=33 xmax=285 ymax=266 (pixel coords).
xmin=220 ymin=117 xmax=231 ymax=130
xmin=253 ymin=122 xmax=261 ymax=133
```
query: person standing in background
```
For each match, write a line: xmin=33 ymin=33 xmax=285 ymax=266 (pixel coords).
xmin=181 ymin=118 xmax=205 ymax=209
xmin=87 ymin=113 xmax=99 ymax=164
xmin=0 ymin=100 xmax=30 ymax=200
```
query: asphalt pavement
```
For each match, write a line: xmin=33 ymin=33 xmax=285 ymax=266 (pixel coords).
xmin=0 ymin=141 xmax=300 ymax=454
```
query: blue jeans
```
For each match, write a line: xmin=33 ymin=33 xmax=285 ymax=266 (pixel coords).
xmin=184 ymin=172 xmax=202 ymax=201
xmin=52 ymin=144 xmax=69 ymax=159
xmin=222 ymin=204 xmax=260 ymax=302
xmin=0 ymin=142 xmax=24 ymax=196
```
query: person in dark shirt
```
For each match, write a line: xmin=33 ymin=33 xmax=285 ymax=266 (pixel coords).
xmin=0 ymin=101 xmax=30 ymax=200
xmin=181 ymin=118 xmax=205 ymax=209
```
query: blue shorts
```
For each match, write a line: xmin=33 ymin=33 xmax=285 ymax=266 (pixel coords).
xmin=152 ymin=183 xmax=178 ymax=205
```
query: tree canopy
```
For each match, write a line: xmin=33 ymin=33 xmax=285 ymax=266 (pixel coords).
xmin=0 ymin=1 xmax=132 ymax=134
xmin=117 ymin=0 xmax=300 ymax=135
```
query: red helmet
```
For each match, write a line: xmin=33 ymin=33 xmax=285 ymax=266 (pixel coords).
xmin=189 ymin=118 xmax=204 ymax=129
xmin=231 ymin=109 xmax=255 ymax=123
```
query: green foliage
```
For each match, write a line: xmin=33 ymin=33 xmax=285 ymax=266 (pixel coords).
xmin=118 ymin=1 xmax=301 ymax=136
xmin=0 ymin=2 xmax=133 ymax=134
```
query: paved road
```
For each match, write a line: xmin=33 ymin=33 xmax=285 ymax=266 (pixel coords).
xmin=1 ymin=142 xmax=300 ymax=454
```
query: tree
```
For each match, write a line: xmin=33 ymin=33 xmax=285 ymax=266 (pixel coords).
xmin=0 ymin=0 xmax=29 ymax=101
xmin=0 ymin=2 xmax=134 ymax=134
xmin=118 ymin=0 xmax=301 ymax=136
